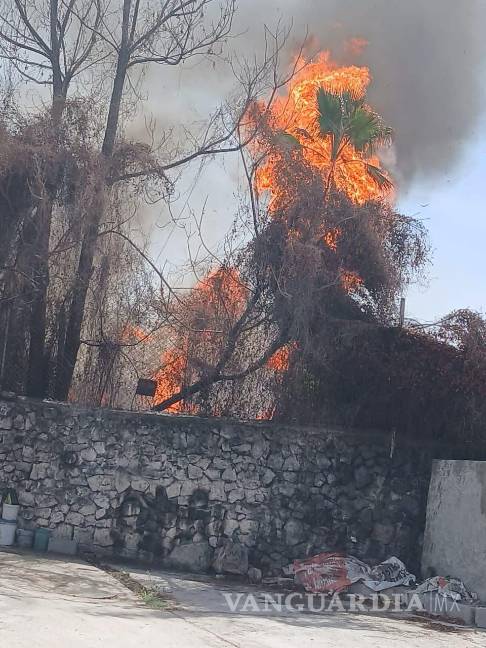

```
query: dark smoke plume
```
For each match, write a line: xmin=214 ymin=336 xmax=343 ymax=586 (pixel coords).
xmin=236 ymin=0 xmax=485 ymax=190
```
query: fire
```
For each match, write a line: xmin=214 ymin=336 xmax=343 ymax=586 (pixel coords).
xmin=340 ymin=270 xmax=363 ymax=293
xmin=266 ymin=342 xmax=297 ymax=372
xmin=191 ymin=267 xmax=247 ymax=321
xmin=253 ymin=51 xmax=390 ymax=208
xmin=256 ymin=406 xmax=276 ymax=421
xmin=153 ymin=348 xmax=187 ymax=412
xmin=322 ymin=227 xmax=341 ymax=251
xmin=121 ymin=324 xmax=147 ymax=343
xmin=152 ymin=54 xmax=392 ymax=414
xmin=153 ymin=267 xmax=247 ymax=411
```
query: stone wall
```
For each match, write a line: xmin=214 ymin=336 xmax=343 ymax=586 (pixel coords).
xmin=0 ymin=393 xmax=460 ymax=574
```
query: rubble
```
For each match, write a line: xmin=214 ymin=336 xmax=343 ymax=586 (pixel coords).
xmin=287 ymin=550 xmax=485 ymax=628
xmin=293 ymin=553 xmax=414 ymax=595
xmin=414 ymin=576 xmax=477 ymax=602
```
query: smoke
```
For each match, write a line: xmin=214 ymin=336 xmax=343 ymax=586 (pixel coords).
xmin=132 ymin=0 xmax=485 ymax=264
xmin=233 ymin=0 xmax=485 ymax=191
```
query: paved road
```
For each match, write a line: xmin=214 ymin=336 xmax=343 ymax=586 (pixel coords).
xmin=0 ymin=550 xmax=484 ymax=648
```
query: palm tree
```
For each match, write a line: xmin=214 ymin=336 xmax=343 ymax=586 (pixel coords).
xmin=316 ymin=87 xmax=393 ymax=199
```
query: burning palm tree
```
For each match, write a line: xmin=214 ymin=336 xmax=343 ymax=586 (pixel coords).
xmin=316 ymin=87 xmax=393 ymax=199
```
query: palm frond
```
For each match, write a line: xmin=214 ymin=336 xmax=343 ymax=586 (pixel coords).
xmin=340 ymin=91 xmax=363 ymax=116
xmin=364 ymin=162 xmax=394 ymax=192
xmin=347 ymin=107 xmax=393 ymax=154
xmin=316 ymin=87 xmax=342 ymax=138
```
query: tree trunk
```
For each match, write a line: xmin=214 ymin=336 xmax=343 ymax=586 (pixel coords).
xmin=24 ymin=0 xmax=66 ymax=396
xmin=26 ymin=196 xmax=54 ymax=397
xmin=54 ymin=14 xmax=131 ymax=399
xmin=54 ymin=178 xmax=105 ymax=399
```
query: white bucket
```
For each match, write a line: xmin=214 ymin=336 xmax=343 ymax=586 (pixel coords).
xmin=2 ymin=503 xmax=20 ymax=521
xmin=0 ymin=520 xmax=17 ymax=546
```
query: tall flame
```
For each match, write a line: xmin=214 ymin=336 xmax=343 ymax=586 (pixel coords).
xmin=153 ymin=348 xmax=187 ymax=412
xmin=254 ymin=52 xmax=390 ymax=208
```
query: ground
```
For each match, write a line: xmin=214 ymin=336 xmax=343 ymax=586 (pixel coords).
xmin=0 ymin=550 xmax=484 ymax=648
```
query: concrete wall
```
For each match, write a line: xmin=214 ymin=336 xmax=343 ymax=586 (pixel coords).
xmin=0 ymin=392 xmax=458 ymax=574
xmin=422 ymin=460 xmax=486 ymax=600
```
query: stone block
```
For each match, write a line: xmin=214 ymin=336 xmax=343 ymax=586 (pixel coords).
xmin=262 ymin=468 xmax=276 ymax=486
xmin=80 ymin=448 xmax=97 ymax=462
xmin=65 ymin=512 xmax=84 ymax=526
xmin=87 ymin=474 xmax=113 ymax=492
xmin=222 ymin=467 xmax=237 ymax=482
xmin=51 ymin=511 xmax=65 ymax=524
xmin=213 ymin=540 xmax=248 ymax=575
xmin=210 ymin=482 xmax=226 ymax=502
xmin=93 ymin=528 xmax=114 ymax=547
xmin=248 ymin=566 xmax=262 ymax=584
xmin=223 ymin=518 xmax=239 ymax=536
xmin=114 ymin=469 xmax=130 ymax=493
xmin=167 ymin=541 xmax=213 ymax=573
xmin=228 ymin=488 xmax=244 ymax=503
xmin=19 ymin=491 xmax=35 ymax=506
xmin=284 ymin=519 xmax=305 ymax=546
xmin=188 ymin=464 xmax=203 ymax=479
xmin=131 ymin=477 xmax=149 ymax=492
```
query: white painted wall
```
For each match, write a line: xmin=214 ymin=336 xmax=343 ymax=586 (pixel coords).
xmin=422 ymin=460 xmax=486 ymax=600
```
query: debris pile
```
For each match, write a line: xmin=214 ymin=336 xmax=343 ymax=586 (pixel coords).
xmin=268 ymin=551 xmax=480 ymax=617
xmin=415 ymin=575 xmax=476 ymax=603
xmin=291 ymin=553 xmax=415 ymax=595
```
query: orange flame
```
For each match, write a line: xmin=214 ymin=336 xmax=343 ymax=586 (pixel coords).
xmin=253 ymin=51 xmax=390 ymax=208
xmin=191 ymin=267 xmax=247 ymax=320
xmin=121 ymin=324 xmax=147 ymax=343
xmin=153 ymin=348 xmax=187 ymax=412
xmin=322 ymin=227 xmax=342 ymax=251
xmin=266 ymin=342 xmax=297 ymax=372
xmin=153 ymin=267 xmax=247 ymax=411
xmin=340 ymin=270 xmax=363 ymax=293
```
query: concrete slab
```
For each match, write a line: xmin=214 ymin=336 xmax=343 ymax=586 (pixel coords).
xmin=1 ymin=550 xmax=485 ymax=648
xmin=419 ymin=593 xmax=476 ymax=625
xmin=0 ymin=548 xmax=131 ymax=601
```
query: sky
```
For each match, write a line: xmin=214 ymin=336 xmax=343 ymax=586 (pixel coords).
xmin=400 ymin=136 xmax=486 ymax=323
xmin=134 ymin=0 xmax=486 ymax=325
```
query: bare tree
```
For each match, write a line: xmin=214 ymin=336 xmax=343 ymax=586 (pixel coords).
xmin=54 ymin=8 xmax=298 ymax=400
xmin=0 ymin=0 xmax=103 ymax=395
xmin=0 ymin=3 xmax=300 ymax=404
xmin=53 ymin=0 xmax=242 ymax=399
